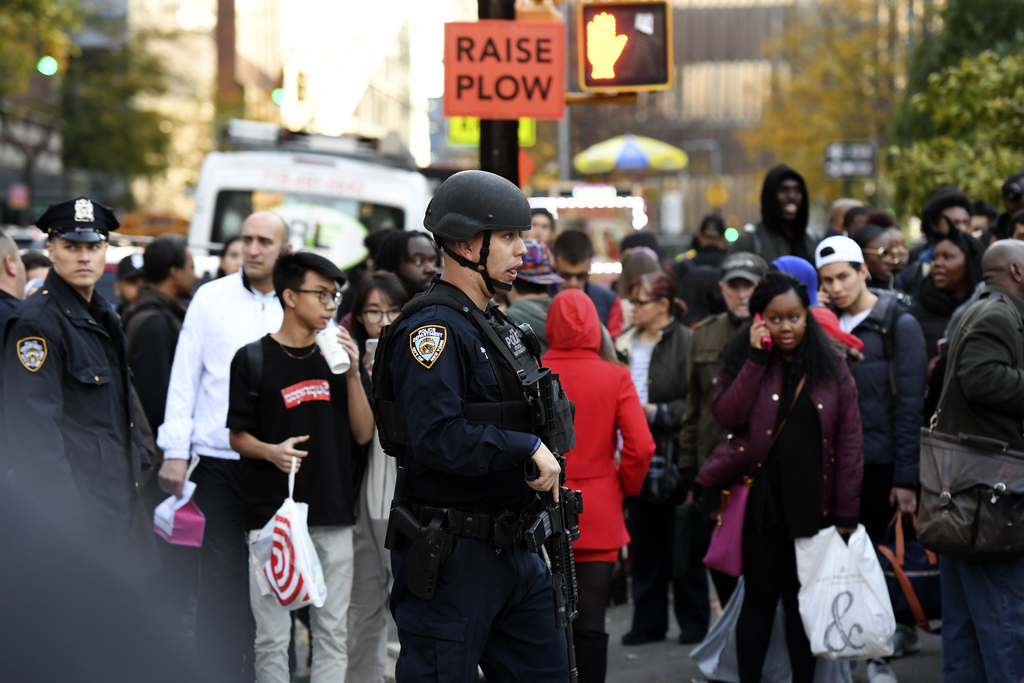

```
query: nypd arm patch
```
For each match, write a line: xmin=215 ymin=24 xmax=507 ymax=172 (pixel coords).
xmin=17 ymin=337 xmax=48 ymax=372
xmin=410 ymin=325 xmax=447 ymax=369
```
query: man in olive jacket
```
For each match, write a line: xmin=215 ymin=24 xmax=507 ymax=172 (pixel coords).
xmin=678 ymin=252 xmax=766 ymax=606
xmin=934 ymin=239 xmax=1024 ymax=681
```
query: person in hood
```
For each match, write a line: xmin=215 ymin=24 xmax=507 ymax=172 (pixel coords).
xmin=543 ymin=288 xmax=654 ymax=683
xmin=729 ymin=165 xmax=815 ymax=263
xmin=505 ymin=239 xmax=562 ymax=354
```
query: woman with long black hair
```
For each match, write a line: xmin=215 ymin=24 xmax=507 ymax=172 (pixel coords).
xmin=697 ymin=272 xmax=864 ymax=683
xmin=345 ymin=272 xmax=408 ymax=682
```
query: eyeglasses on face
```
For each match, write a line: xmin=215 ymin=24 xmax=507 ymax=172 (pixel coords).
xmin=292 ymin=289 xmax=342 ymax=306
xmin=628 ymin=297 xmax=663 ymax=307
xmin=861 ymin=248 xmax=901 ymax=264
xmin=360 ymin=309 xmax=402 ymax=324
xmin=558 ymin=271 xmax=589 ymax=282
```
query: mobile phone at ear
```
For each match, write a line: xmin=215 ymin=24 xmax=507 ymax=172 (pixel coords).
xmin=754 ymin=313 xmax=772 ymax=352
xmin=365 ymin=338 xmax=379 ymax=363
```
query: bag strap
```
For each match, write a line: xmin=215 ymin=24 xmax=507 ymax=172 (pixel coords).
xmin=876 ymin=544 xmax=936 ymax=634
xmin=887 ymin=511 xmax=938 ymax=566
xmin=769 ymin=374 xmax=807 ymax=450
xmin=246 ymin=338 xmax=263 ymax=401
xmin=711 ymin=373 xmax=806 ymax=524
xmin=288 ymin=456 xmax=297 ymax=500
xmin=930 ymin=294 xmax=1022 ymax=428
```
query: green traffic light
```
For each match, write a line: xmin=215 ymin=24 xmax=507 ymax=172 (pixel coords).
xmin=271 ymin=88 xmax=284 ymax=106
xmin=37 ymin=56 xmax=58 ymax=76
xmin=725 ymin=227 xmax=739 ymax=242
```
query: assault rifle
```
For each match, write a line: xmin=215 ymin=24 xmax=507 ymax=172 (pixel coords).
xmin=521 ymin=359 xmax=582 ymax=683
xmin=525 ymin=457 xmax=583 ymax=683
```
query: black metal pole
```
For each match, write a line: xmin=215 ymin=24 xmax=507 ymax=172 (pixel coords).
xmin=478 ymin=0 xmax=520 ymax=186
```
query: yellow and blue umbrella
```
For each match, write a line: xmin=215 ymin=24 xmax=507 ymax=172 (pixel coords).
xmin=574 ymin=133 xmax=688 ymax=174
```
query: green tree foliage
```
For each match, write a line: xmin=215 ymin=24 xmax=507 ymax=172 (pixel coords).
xmin=897 ymin=0 xmax=1024 ymax=143
xmin=61 ymin=31 xmax=171 ymax=180
xmin=0 ymin=0 xmax=80 ymax=101
xmin=739 ymin=0 xmax=901 ymax=204
xmin=889 ymin=51 xmax=1024 ymax=213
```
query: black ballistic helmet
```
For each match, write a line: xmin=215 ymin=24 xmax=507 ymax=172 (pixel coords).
xmin=424 ymin=170 xmax=531 ymax=293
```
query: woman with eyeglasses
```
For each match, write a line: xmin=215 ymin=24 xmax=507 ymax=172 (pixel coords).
xmin=851 ymin=224 xmax=899 ymax=285
xmin=613 ymin=272 xmax=707 ymax=645
xmin=345 ymin=272 xmax=409 ymax=682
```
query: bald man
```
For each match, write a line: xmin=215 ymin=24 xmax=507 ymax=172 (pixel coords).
xmin=0 ymin=230 xmax=26 ymax=329
xmin=929 ymin=238 xmax=1024 ymax=681
xmin=825 ymin=198 xmax=863 ymax=239
xmin=156 ymin=211 xmax=292 ymax=683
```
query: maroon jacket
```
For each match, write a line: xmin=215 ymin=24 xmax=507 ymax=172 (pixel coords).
xmin=695 ymin=350 xmax=864 ymax=525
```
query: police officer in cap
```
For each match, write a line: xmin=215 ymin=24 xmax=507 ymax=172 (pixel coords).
xmin=1 ymin=197 xmax=144 ymax=533
xmin=374 ymin=170 xmax=571 ymax=682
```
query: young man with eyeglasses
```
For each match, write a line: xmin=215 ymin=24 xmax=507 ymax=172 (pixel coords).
xmin=816 ymin=236 xmax=927 ymax=679
xmin=550 ymin=229 xmax=623 ymax=337
xmin=228 ymin=251 xmax=373 ymax=683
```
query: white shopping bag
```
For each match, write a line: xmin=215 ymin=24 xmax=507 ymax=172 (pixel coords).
xmin=250 ymin=457 xmax=327 ymax=610
xmin=795 ymin=525 xmax=896 ymax=661
xmin=690 ymin=576 xmax=852 ymax=683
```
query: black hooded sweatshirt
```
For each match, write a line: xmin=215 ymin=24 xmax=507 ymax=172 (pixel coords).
xmin=728 ymin=164 xmax=815 ymax=263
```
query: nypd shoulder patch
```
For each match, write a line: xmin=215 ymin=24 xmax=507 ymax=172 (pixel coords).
xmin=410 ymin=325 xmax=447 ymax=369
xmin=17 ymin=337 xmax=47 ymax=372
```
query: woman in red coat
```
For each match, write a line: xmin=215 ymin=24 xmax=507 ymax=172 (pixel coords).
xmin=696 ymin=272 xmax=863 ymax=683
xmin=544 ymin=288 xmax=655 ymax=683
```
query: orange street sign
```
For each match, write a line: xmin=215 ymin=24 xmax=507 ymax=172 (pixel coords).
xmin=444 ymin=21 xmax=565 ymax=120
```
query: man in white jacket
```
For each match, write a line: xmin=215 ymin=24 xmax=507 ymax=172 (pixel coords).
xmin=157 ymin=211 xmax=291 ymax=682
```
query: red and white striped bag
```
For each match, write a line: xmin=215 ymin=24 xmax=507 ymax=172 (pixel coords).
xmin=250 ymin=457 xmax=327 ymax=610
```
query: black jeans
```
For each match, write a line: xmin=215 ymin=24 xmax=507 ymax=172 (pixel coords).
xmin=191 ymin=457 xmax=255 ymax=683
xmin=736 ymin=521 xmax=816 ymax=683
xmin=574 ymin=561 xmax=613 ymax=683
xmin=625 ymin=496 xmax=709 ymax=637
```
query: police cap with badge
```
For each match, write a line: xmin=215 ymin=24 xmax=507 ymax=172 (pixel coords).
xmin=36 ymin=197 xmax=119 ymax=243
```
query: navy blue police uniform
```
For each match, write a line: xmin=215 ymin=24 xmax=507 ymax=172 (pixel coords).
xmin=385 ymin=279 xmax=570 ymax=683
xmin=0 ymin=198 xmax=145 ymax=531
xmin=373 ymin=170 xmax=575 ymax=683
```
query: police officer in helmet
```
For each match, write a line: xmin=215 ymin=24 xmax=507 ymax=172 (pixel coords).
xmin=1 ymin=197 xmax=144 ymax=537
xmin=374 ymin=170 xmax=570 ymax=682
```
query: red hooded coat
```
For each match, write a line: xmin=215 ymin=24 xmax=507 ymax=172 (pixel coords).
xmin=543 ymin=289 xmax=655 ymax=561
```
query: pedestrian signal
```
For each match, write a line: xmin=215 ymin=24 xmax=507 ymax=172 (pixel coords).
xmin=577 ymin=1 xmax=673 ymax=92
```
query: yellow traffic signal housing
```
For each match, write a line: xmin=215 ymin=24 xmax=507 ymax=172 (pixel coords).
xmin=577 ymin=0 xmax=673 ymax=92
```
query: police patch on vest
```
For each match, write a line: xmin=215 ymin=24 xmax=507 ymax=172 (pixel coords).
xmin=17 ymin=337 xmax=47 ymax=372
xmin=410 ymin=325 xmax=447 ymax=369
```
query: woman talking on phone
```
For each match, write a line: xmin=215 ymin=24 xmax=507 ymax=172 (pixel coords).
xmin=346 ymin=271 xmax=408 ymax=682
xmin=696 ymin=272 xmax=863 ymax=683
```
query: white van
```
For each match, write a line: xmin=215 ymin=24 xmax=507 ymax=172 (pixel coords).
xmin=189 ymin=120 xmax=430 ymax=277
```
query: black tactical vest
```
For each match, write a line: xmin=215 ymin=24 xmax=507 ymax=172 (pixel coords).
xmin=372 ymin=279 xmax=546 ymax=456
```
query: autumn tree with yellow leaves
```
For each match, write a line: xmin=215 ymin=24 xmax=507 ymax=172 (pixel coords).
xmin=739 ymin=0 xmax=908 ymax=205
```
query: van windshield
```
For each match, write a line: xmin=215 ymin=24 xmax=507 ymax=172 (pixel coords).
xmin=211 ymin=190 xmax=404 ymax=266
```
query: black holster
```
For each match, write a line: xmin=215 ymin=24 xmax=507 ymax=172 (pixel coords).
xmin=386 ymin=505 xmax=452 ymax=600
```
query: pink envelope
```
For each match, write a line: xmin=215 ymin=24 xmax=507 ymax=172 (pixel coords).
xmin=154 ymin=500 xmax=206 ymax=547
xmin=153 ymin=480 xmax=206 ymax=547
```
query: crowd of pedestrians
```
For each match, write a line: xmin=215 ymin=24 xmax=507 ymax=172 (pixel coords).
xmin=5 ymin=162 xmax=1024 ymax=683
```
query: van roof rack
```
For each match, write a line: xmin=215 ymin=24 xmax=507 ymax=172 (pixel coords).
xmin=221 ymin=119 xmax=418 ymax=171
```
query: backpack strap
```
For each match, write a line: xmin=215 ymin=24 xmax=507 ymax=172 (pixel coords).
xmin=245 ymin=338 xmax=263 ymax=401
xmin=124 ymin=307 xmax=162 ymax=357
xmin=880 ymin=295 xmax=907 ymax=396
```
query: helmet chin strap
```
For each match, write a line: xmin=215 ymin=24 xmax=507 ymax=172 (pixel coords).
xmin=441 ymin=230 xmax=512 ymax=295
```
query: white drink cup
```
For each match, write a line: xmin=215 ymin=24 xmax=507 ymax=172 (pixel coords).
xmin=315 ymin=325 xmax=351 ymax=374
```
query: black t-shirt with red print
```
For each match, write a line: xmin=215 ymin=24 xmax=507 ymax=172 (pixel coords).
xmin=228 ymin=334 xmax=355 ymax=530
